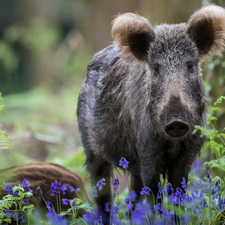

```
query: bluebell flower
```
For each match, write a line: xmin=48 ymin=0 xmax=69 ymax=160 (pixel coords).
xmin=114 ymin=203 xmax=120 ymax=214
xmin=4 ymin=183 xmax=13 ymax=195
xmin=36 ymin=186 xmax=43 ymax=195
xmin=113 ymin=178 xmax=119 ymax=192
xmin=124 ymin=198 xmax=129 ymax=205
xmin=158 ymin=182 xmax=162 ymax=193
xmin=127 ymin=203 xmax=133 ymax=212
xmin=61 ymin=184 xmax=67 ymax=195
xmin=20 ymin=216 xmax=25 ymax=223
xmin=22 ymin=178 xmax=30 ymax=188
xmin=105 ymin=202 xmax=110 ymax=212
xmin=47 ymin=211 xmax=69 ymax=225
xmin=46 ymin=201 xmax=53 ymax=211
xmin=69 ymin=199 xmax=77 ymax=208
xmin=93 ymin=187 xmax=98 ymax=197
xmin=119 ymin=157 xmax=129 ymax=169
xmin=96 ymin=178 xmax=106 ymax=191
xmin=129 ymin=190 xmax=137 ymax=201
xmin=5 ymin=208 xmax=10 ymax=219
xmin=83 ymin=213 xmax=101 ymax=225
xmin=75 ymin=188 xmax=80 ymax=192
xmin=193 ymin=159 xmax=202 ymax=175
xmin=206 ymin=170 xmax=210 ymax=179
xmin=69 ymin=186 xmax=74 ymax=192
xmin=13 ymin=212 xmax=19 ymax=221
xmin=62 ymin=198 xmax=68 ymax=205
xmin=132 ymin=203 xmax=149 ymax=224
xmin=155 ymin=203 xmax=163 ymax=214
xmin=166 ymin=183 xmax=171 ymax=194
xmin=140 ymin=186 xmax=151 ymax=195
xmin=181 ymin=177 xmax=187 ymax=191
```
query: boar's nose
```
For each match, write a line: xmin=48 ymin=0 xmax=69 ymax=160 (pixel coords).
xmin=165 ymin=120 xmax=189 ymax=137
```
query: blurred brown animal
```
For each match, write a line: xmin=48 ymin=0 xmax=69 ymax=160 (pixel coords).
xmin=0 ymin=162 xmax=89 ymax=223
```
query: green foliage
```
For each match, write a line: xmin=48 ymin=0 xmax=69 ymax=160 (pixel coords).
xmin=0 ymin=184 xmax=34 ymax=224
xmin=194 ymin=96 xmax=225 ymax=166
xmin=0 ymin=93 xmax=11 ymax=151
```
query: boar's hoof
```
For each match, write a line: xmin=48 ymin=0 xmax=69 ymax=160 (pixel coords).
xmin=165 ymin=120 xmax=189 ymax=137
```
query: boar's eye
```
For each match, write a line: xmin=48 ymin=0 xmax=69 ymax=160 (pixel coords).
xmin=187 ymin=61 xmax=194 ymax=73
xmin=153 ymin=64 xmax=160 ymax=75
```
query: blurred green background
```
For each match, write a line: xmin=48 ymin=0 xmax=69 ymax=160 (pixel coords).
xmin=0 ymin=0 xmax=225 ymax=185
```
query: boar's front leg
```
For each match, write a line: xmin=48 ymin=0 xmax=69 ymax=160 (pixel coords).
xmin=139 ymin=156 xmax=161 ymax=204
xmin=85 ymin=153 xmax=112 ymax=221
xmin=167 ymin=161 xmax=191 ymax=193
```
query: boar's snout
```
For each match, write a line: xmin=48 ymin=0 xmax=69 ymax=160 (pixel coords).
xmin=165 ymin=120 xmax=189 ymax=137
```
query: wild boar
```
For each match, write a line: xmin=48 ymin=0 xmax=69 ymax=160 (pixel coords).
xmin=77 ymin=4 xmax=225 ymax=220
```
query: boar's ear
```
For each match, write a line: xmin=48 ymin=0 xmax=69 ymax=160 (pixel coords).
xmin=112 ymin=13 xmax=155 ymax=61
xmin=187 ymin=4 xmax=225 ymax=60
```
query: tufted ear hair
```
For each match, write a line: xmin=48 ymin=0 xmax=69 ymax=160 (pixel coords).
xmin=187 ymin=4 xmax=225 ymax=60
xmin=112 ymin=13 xmax=155 ymax=61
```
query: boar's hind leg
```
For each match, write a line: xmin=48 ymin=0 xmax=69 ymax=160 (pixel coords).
xmin=86 ymin=154 xmax=112 ymax=218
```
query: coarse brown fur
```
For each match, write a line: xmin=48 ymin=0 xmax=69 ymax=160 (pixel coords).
xmin=0 ymin=162 xmax=89 ymax=224
xmin=77 ymin=4 xmax=225 ymax=223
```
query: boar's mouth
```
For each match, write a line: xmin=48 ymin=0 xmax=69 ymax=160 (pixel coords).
xmin=160 ymin=96 xmax=192 ymax=138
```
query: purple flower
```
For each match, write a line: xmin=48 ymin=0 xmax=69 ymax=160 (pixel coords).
xmin=22 ymin=179 xmax=30 ymax=188
xmin=62 ymin=198 xmax=68 ymax=205
xmin=46 ymin=201 xmax=53 ymax=211
xmin=129 ymin=190 xmax=137 ymax=201
xmin=113 ymin=178 xmax=119 ymax=192
xmin=75 ymin=188 xmax=80 ymax=192
xmin=166 ymin=183 xmax=171 ymax=194
xmin=93 ymin=187 xmax=98 ymax=197
xmin=69 ymin=199 xmax=77 ymax=208
xmin=21 ymin=216 xmax=25 ymax=223
xmin=125 ymin=198 xmax=129 ymax=205
xmin=46 ymin=210 xmax=69 ymax=225
xmin=61 ymin=184 xmax=67 ymax=195
xmin=132 ymin=203 xmax=149 ymax=224
xmin=119 ymin=157 xmax=129 ymax=169
xmin=127 ymin=203 xmax=133 ymax=212
xmin=4 ymin=183 xmax=13 ymax=195
xmin=140 ymin=186 xmax=151 ymax=195
xmin=105 ymin=202 xmax=110 ymax=212
xmin=155 ymin=203 xmax=163 ymax=214
xmin=181 ymin=177 xmax=187 ymax=191
xmin=96 ymin=178 xmax=106 ymax=191
xmin=36 ymin=186 xmax=43 ymax=195
xmin=13 ymin=212 xmax=19 ymax=221
xmin=193 ymin=159 xmax=202 ymax=175
xmin=114 ymin=203 xmax=120 ymax=214
xmin=6 ymin=208 xmax=10 ymax=219
xmin=158 ymin=182 xmax=162 ymax=193
xmin=83 ymin=213 xmax=102 ymax=225
xmin=206 ymin=170 xmax=210 ymax=179
xmin=69 ymin=186 xmax=74 ymax=192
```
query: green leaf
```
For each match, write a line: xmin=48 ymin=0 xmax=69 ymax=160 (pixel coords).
xmin=214 ymin=96 xmax=225 ymax=107
xmin=209 ymin=116 xmax=218 ymax=122
xmin=22 ymin=205 xmax=34 ymax=211
xmin=77 ymin=204 xmax=94 ymax=210
xmin=59 ymin=211 xmax=69 ymax=216
xmin=13 ymin=186 xmax=24 ymax=193
xmin=210 ymin=107 xmax=220 ymax=114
